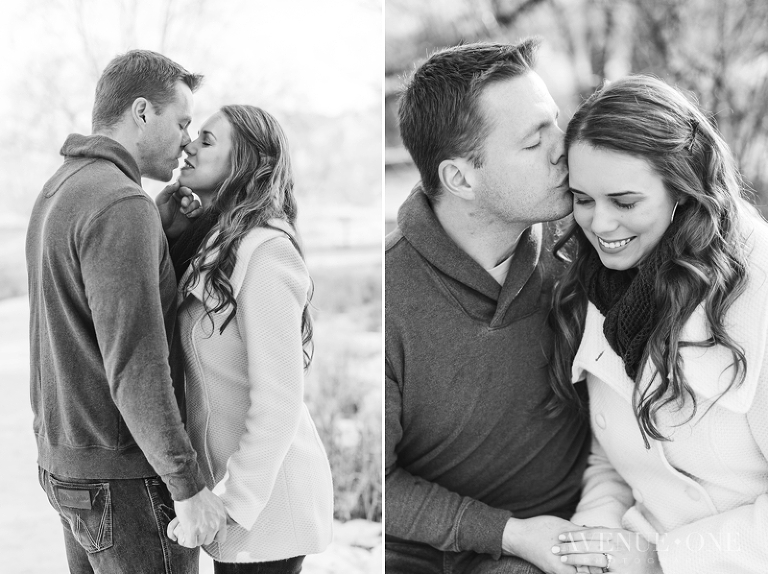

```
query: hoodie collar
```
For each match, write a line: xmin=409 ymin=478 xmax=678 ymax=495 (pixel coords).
xmin=398 ymin=185 xmax=542 ymax=325
xmin=61 ymin=134 xmax=142 ymax=185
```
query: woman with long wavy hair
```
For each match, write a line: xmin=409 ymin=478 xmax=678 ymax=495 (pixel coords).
xmin=546 ymin=77 xmax=768 ymax=574
xmin=163 ymin=104 xmax=333 ymax=573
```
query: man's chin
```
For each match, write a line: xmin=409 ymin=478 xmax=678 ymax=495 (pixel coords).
xmin=143 ymin=168 xmax=175 ymax=183
xmin=543 ymin=199 xmax=574 ymax=222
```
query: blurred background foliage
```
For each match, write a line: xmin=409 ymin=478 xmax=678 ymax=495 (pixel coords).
xmin=0 ymin=0 xmax=381 ymax=532
xmin=3 ymin=0 xmax=382 ymax=234
xmin=385 ymin=0 xmax=768 ymax=228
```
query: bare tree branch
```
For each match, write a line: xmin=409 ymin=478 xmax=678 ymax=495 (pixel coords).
xmin=159 ymin=0 xmax=176 ymax=54
xmin=72 ymin=0 xmax=102 ymax=81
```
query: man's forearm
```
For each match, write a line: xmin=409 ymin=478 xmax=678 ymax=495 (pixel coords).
xmin=385 ymin=465 xmax=513 ymax=558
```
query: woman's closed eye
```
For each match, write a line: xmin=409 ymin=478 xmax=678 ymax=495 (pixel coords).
xmin=570 ymin=190 xmax=637 ymax=210
xmin=614 ymin=200 xmax=636 ymax=210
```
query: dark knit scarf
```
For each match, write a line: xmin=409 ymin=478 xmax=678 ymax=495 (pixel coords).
xmin=585 ymin=222 xmax=680 ymax=380
xmin=168 ymin=208 xmax=220 ymax=282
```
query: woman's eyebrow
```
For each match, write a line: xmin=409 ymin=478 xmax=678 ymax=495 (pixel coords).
xmin=606 ymin=191 xmax=642 ymax=197
xmin=569 ymin=187 xmax=642 ymax=197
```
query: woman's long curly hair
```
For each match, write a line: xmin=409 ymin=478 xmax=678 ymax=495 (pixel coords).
xmin=182 ymin=104 xmax=314 ymax=368
xmin=549 ymin=75 xmax=752 ymax=443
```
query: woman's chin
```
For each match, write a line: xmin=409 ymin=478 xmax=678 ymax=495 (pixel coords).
xmin=597 ymin=253 xmax=637 ymax=271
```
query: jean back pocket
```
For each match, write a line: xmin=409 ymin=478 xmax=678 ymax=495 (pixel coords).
xmin=49 ymin=475 xmax=113 ymax=554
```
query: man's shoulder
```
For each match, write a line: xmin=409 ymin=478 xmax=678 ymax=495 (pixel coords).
xmin=31 ymin=159 xmax=152 ymax=234
xmin=384 ymin=226 xmax=414 ymax=273
xmin=385 ymin=226 xmax=428 ymax=285
xmin=385 ymin=226 xmax=405 ymax=253
xmin=69 ymin=157 xmax=146 ymax=200
xmin=57 ymin=159 xmax=151 ymax=221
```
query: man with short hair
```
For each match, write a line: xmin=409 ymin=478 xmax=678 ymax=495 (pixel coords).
xmin=386 ymin=39 xmax=591 ymax=574
xmin=27 ymin=49 xmax=226 ymax=573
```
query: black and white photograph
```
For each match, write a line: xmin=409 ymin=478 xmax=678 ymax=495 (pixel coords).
xmin=385 ymin=1 xmax=768 ymax=573
xmin=6 ymin=0 xmax=768 ymax=573
xmin=0 ymin=0 xmax=381 ymax=572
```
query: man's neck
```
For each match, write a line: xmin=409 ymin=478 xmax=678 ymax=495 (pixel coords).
xmin=433 ymin=195 xmax=527 ymax=270
xmin=93 ymin=125 xmax=141 ymax=172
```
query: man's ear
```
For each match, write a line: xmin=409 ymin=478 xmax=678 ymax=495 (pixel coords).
xmin=438 ymin=157 xmax=478 ymax=201
xmin=131 ymin=98 xmax=150 ymax=129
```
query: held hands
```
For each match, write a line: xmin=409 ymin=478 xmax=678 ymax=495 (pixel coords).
xmin=502 ymin=516 xmax=592 ymax=574
xmin=155 ymin=181 xmax=204 ymax=239
xmin=552 ymin=528 xmax=662 ymax=574
xmin=166 ymin=487 xmax=228 ymax=548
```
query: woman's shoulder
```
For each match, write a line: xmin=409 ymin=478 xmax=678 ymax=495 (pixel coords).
xmin=743 ymin=212 xmax=768 ymax=272
xmin=231 ymin=220 xmax=308 ymax=294
xmin=236 ymin=220 xmax=302 ymax=264
xmin=733 ymin=212 xmax=768 ymax=306
xmin=238 ymin=218 xmax=295 ymax=250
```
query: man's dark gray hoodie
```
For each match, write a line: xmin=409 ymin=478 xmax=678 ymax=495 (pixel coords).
xmin=385 ymin=187 xmax=590 ymax=558
xmin=26 ymin=134 xmax=204 ymax=501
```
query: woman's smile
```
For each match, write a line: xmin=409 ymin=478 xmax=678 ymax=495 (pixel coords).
xmin=596 ymin=235 xmax=636 ymax=252
xmin=568 ymin=143 xmax=677 ymax=270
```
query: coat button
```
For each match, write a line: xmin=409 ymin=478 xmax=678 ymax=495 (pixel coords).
xmin=632 ymin=488 xmax=644 ymax=504
xmin=686 ymin=487 xmax=701 ymax=501
xmin=595 ymin=414 xmax=606 ymax=429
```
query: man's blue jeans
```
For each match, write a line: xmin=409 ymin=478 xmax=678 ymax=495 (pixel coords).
xmin=386 ymin=538 xmax=545 ymax=574
xmin=39 ymin=467 xmax=199 ymax=574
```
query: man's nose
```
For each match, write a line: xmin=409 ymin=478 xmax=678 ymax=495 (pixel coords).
xmin=181 ymin=131 xmax=192 ymax=148
xmin=550 ymin=125 xmax=566 ymax=166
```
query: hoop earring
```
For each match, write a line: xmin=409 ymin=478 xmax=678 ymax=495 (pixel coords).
xmin=670 ymin=201 xmax=679 ymax=223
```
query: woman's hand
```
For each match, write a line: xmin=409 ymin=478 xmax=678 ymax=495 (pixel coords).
xmin=156 ymin=181 xmax=203 ymax=238
xmin=552 ymin=528 xmax=663 ymax=574
xmin=502 ymin=516 xmax=595 ymax=574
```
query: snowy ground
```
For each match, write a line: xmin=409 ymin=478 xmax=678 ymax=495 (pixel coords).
xmin=0 ymin=296 xmax=382 ymax=573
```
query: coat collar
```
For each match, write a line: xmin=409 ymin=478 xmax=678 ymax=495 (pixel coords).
xmin=573 ymin=216 xmax=768 ymax=414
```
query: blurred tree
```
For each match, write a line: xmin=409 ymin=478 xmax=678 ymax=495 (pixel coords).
xmin=386 ymin=0 xmax=768 ymax=209
xmin=5 ymin=0 xmax=216 ymax=211
xmin=626 ymin=0 xmax=768 ymax=201
xmin=6 ymin=0 xmax=382 ymax=231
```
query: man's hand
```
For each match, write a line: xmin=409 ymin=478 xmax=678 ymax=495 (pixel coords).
xmin=156 ymin=181 xmax=203 ymax=239
xmin=167 ymin=487 xmax=227 ymax=548
xmin=502 ymin=516 xmax=591 ymax=574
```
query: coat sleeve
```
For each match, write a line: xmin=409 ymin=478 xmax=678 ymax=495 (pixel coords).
xmin=214 ymin=236 xmax=309 ymax=530
xmin=654 ymin=497 xmax=768 ymax=573
xmin=385 ymin=363 xmax=513 ymax=558
xmin=80 ymin=196 xmax=204 ymax=501
xmin=654 ymin=371 xmax=768 ymax=573
xmin=570 ymin=436 xmax=634 ymax=529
